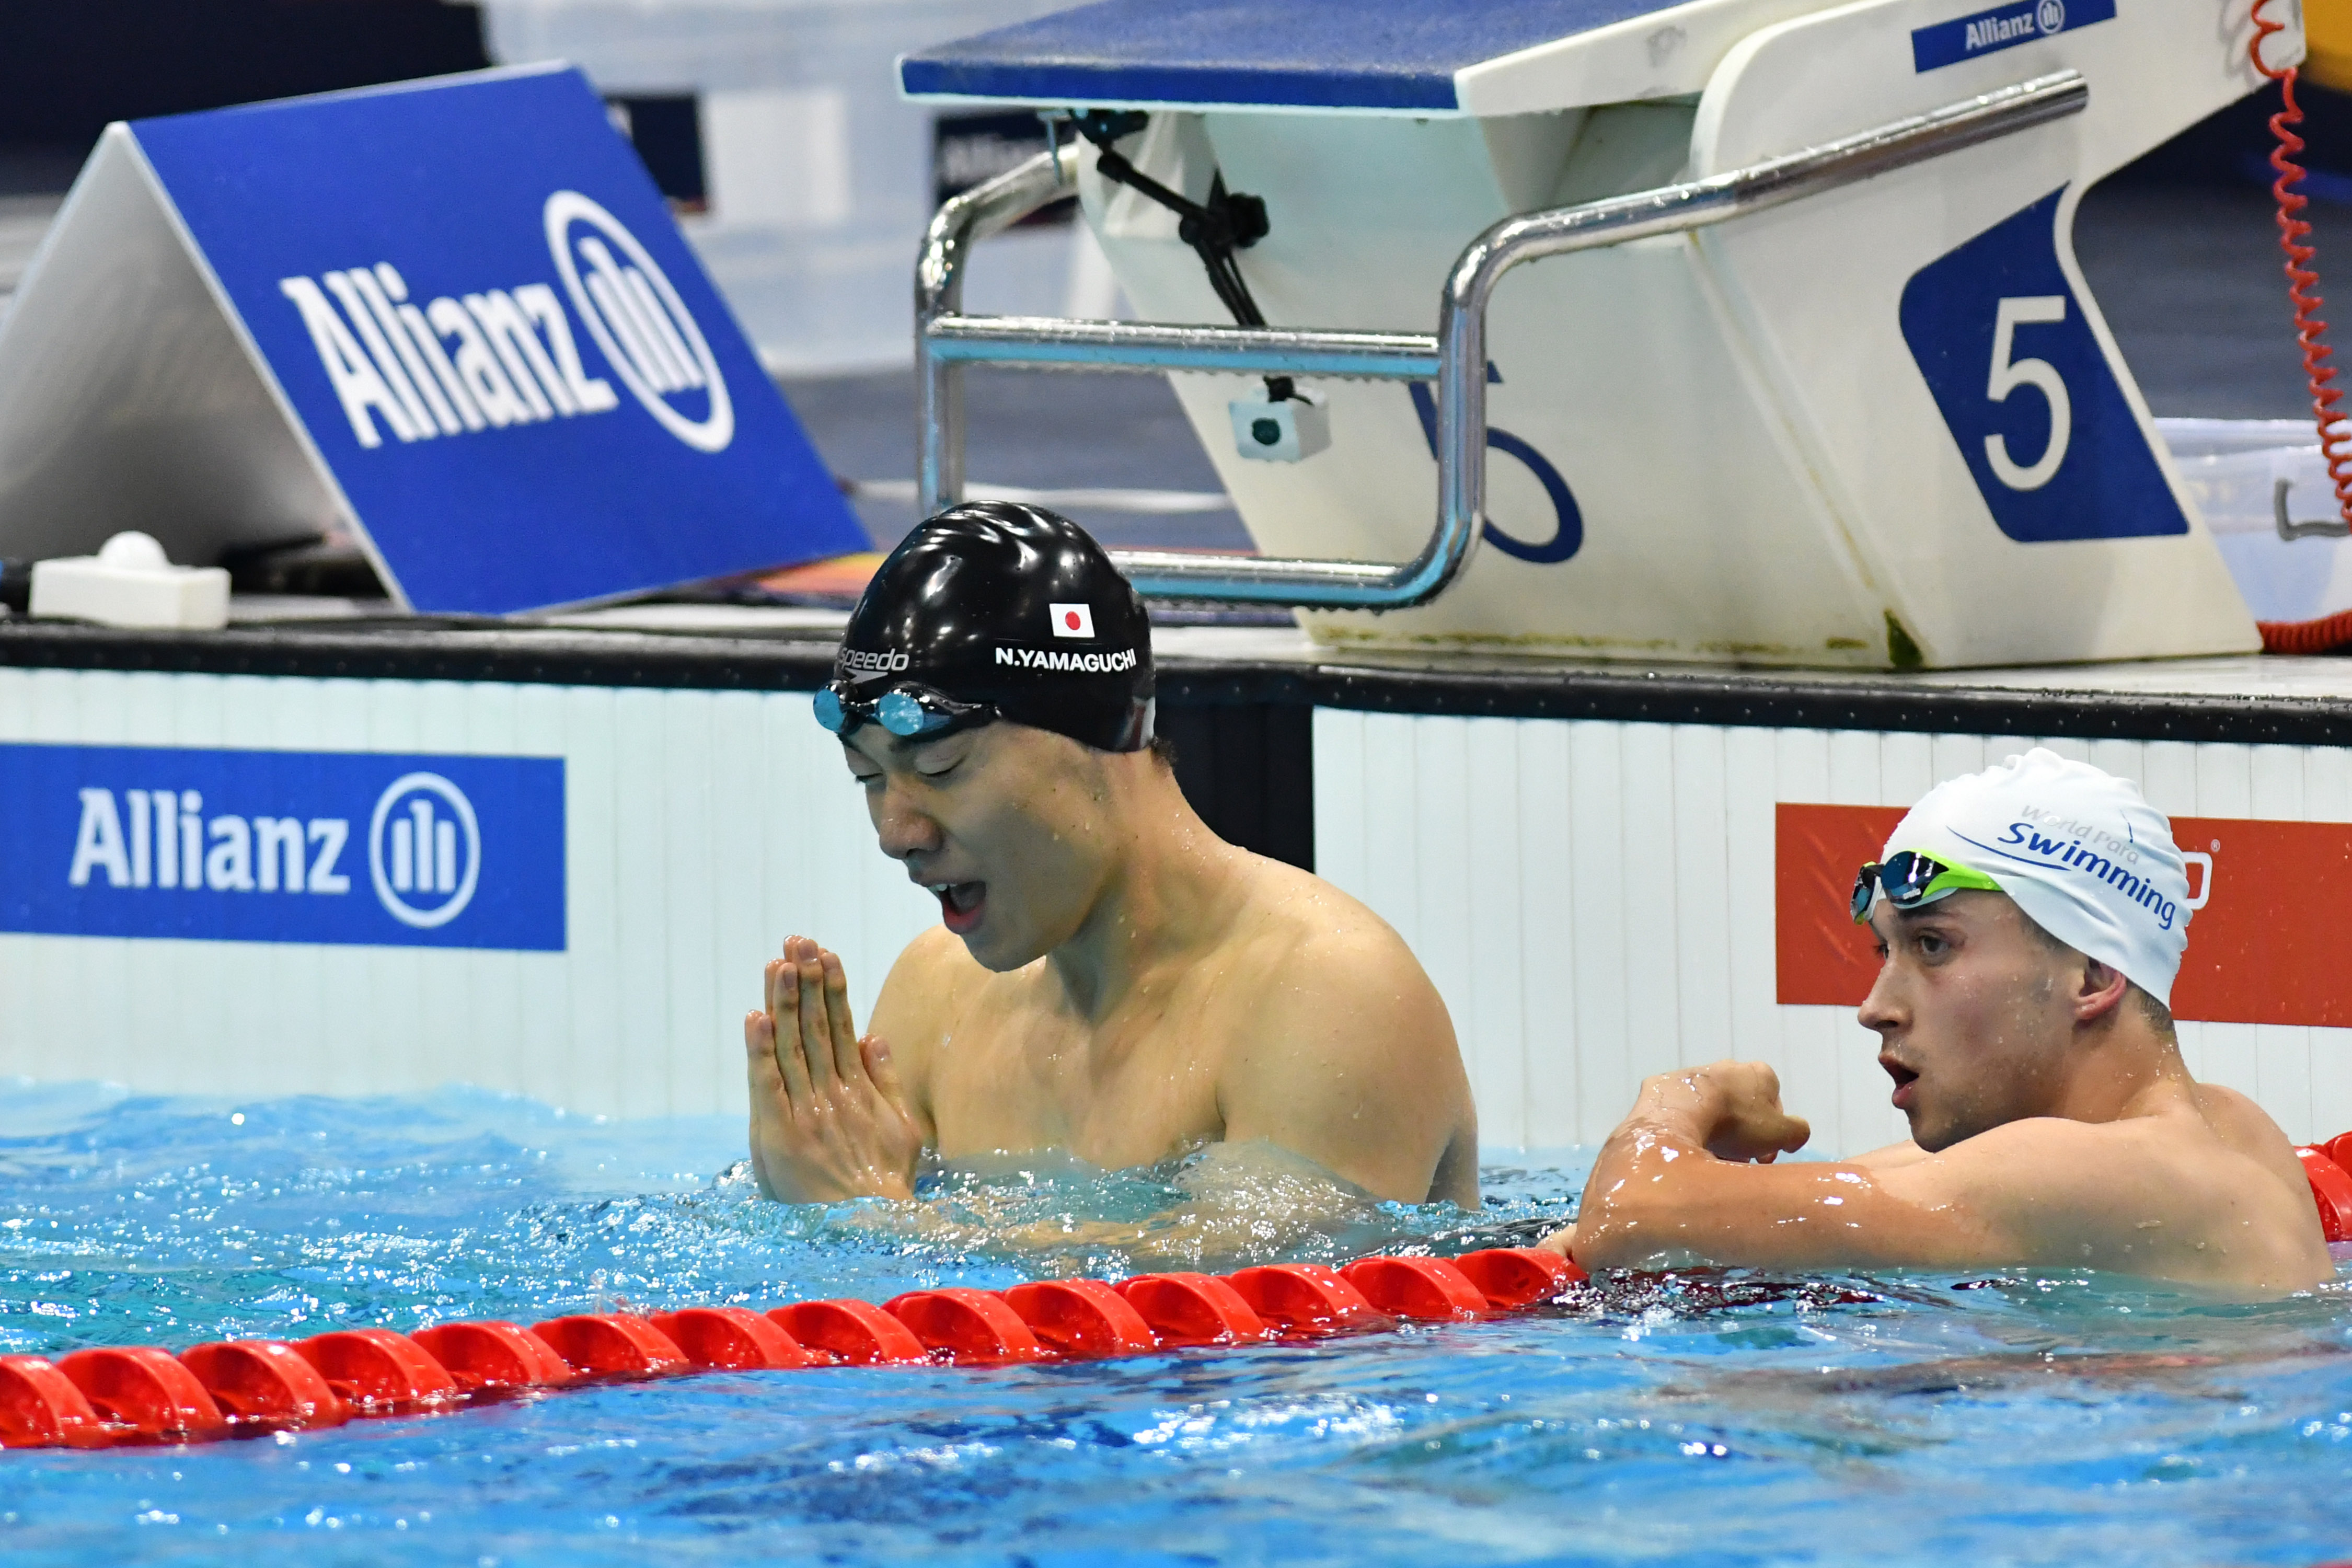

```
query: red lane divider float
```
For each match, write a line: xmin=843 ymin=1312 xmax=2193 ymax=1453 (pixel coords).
xmin=770 ymin=1298 xmax=929 ymax=1365
xmin=57 ymin=1347 xmax=229 ymax=1445
xmin=1004 ymin=1280 xmax=1158 ymax=1358
xmin=532 ymin=1314 xmax=692 ymax=1381
xmin=1227 ymin=1263 xmax=1389 ymax=1336
xmin=297 ymin=1328 xmax=463 ymax=1416
xmin=179 ymin=1341 xmax=347 ymax=1434
xmin=2299 ymin=1146 xmax=2352 ymax=1242
xmin=1344 ymin=1256 xmax=1492 ymax=1321
xmin=1116 ymin=1272 xmax=1269 ymax=1347
xmin=410 ymin=1320 xmax=578 ymax=1393
xmin=1455 ymin=1247 xmax=1581 ymax=1308
xmin=886 ymin=1288 xmax=1053 ymax=1366
xmin=0 ymin=1246 xmax=1586 ymax=1452
xmin=649 ymin=1307 xmax=814 ymax=1371
xmin=1 ymin=1355 xmax=111 ymax=1449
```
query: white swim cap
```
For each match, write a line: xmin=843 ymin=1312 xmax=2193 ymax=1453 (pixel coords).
xmin=1878 ymin=748 xmax=2192 ymax=1007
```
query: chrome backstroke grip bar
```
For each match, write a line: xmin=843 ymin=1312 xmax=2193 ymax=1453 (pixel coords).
xmin=914 ymin=70 xmax=2088 ymax=609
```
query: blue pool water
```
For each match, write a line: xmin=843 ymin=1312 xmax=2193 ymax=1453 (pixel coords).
xmin=4 ymin=1081 xmax=2351 ymax=1567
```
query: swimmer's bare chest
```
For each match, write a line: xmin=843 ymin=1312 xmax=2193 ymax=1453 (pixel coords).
xmin=912 ymin=972 xmax=1237 ymax=1171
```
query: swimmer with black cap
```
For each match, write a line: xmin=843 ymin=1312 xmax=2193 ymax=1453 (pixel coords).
xmin=745 ymin=502 xmax=1479 ymax=1209
xmin=1540 ymin=750 xmax=2328 ymax=1296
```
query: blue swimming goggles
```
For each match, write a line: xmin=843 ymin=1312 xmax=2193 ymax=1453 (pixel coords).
xmin=813 ymin=680 xmax=998 ymax=740
xmin=1850 ymin=849 xmax=2003 ymax=923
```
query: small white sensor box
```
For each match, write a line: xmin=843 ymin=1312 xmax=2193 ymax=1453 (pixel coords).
xmin=1229 ymin=396 xmax=1330 ymax=463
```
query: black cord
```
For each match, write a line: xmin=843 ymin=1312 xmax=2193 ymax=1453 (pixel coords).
xmin=1071 ymin=111 xmax=1293 ymax=403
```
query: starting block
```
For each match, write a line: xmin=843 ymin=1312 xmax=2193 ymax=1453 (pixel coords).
xmin=902 ymin=0 xmax=2291 ymax=668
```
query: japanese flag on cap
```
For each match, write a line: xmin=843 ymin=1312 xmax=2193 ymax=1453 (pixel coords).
xmin=1050 ymin=603 xmax=1094 ymax=639
xmin=1881 ymin=748 xmax=2194 ymax=1007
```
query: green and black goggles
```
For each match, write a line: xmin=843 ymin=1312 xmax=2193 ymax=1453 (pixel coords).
xmin=1850 ymin=849 xmax=2002 ymax=924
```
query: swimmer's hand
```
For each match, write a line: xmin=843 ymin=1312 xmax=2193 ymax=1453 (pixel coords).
xmin=744 ymin=935 xmax=925 ymax=1203
xmin=1534 ymin=1222 xmax=1576 ymax=1260
xmin=1637 ymin=1062 xmax=1812 ymax=1164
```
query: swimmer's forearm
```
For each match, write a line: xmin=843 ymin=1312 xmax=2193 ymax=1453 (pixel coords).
xmin=1571 ymin=1066 xmax=1808 ymax=1268
xmin=1570 ymin=1121 xmax=1716 ymax=1269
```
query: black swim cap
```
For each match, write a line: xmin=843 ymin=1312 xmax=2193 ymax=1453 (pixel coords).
xmin=826 ymin=502 xmax=1154 ymax=753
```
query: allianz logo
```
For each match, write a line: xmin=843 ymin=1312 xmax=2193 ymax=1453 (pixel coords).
xmin=1966 ymin=0 xmax=2063 ymax=51
xmin=67 ymin=772 xmax=482 ymax=929
xmin=276 ymin=191 xmax=733 ymax=455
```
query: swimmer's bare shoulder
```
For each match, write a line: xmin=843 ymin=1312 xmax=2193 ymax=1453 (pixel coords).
xmin=1212 ymin=856 xmax=1481 ymax=1207
xmin=865 ymin=924 xmax=993 ymax=1135
xmin=2188 ymin=1081 xmax=2313 ymax=1195
xmin=1873 ymin=1104 xmax=2328 ymax=1291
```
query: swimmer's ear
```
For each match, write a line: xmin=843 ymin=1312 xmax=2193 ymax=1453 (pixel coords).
xmin=2073 ymin=955 xmax=2131 ymax=1024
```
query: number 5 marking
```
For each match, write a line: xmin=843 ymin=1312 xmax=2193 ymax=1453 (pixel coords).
xmin=1984 ymin=295 xmax=2071 ymax=491
xmin=1406 ymin=382 xmax=1583 ymax=563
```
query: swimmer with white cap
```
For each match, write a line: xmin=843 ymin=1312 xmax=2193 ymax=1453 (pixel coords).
xmin=744 ymin=503 xmax=1479 ymax=1209
xmin=1541 ymin=748 xmax=2330 ymax=1296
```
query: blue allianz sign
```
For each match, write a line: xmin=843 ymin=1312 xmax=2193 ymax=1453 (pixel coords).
xmin=0 ymin=745 xmax=566 ymax=951
xmin=123 ymin=66 xmax=864 ymax=614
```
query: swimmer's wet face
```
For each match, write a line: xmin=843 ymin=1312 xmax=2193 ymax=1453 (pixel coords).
xmin=1860 ymin=890 xmax=2087 ymax=1151
xmin=843 ymin=719 xmax=1125 ymax=972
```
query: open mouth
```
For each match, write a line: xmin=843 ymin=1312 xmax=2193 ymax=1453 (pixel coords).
xmin=928 ymin=881 xmax=986 ymax=935
xmin=1883 ymin=1058 xmax=1919 ymax=1110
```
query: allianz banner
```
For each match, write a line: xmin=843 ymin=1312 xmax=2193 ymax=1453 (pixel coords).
xmin=0 ymin=745 xmax=565 ymax=952
xmin=0 ymin=65 xmax=864 ymax=615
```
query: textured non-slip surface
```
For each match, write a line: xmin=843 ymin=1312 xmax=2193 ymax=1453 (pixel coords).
xmin=898 ymin=0 xmax=1690 ymax=110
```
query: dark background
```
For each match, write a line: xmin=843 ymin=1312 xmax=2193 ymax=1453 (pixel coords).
xmin=0 ymin=0 xmax=491 ymax=146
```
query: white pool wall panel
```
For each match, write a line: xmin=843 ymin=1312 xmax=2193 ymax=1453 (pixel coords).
xmin=5 ymin=663 xmax=2347 ymax=1157
xmin=1312 ymin=709 xmax=2352 ymax=1156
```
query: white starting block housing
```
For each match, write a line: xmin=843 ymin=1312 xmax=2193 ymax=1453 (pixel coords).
xmin=904 ymin=0 xmax=2297 ymax=668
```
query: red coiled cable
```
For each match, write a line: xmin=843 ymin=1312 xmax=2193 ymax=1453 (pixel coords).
xmin=2252 ymin=0 xmax=2352 ymax=651
xmin=2252 ymin=0 xmax=2352 ymax=499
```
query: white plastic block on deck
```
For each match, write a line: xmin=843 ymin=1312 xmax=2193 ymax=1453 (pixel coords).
xmin=30 ymin=532 xmax=229 ymax=630
xmin=903 ymin=0 xmax=2284 ymax=668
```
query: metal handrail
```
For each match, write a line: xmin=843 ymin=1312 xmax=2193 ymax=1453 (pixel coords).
xmin=915 ymin=70 xmax=2088 ymax=609
xmin=927 ymin=316 xmax=1440 ymax=380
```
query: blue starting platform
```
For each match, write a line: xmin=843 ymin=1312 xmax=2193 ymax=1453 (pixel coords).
xmin=900 ymin=0 xmax=1774 ymax=114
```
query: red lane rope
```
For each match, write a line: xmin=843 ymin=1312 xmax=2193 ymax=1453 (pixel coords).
xmin=2252 ymin=0 xmax=2352 ymax=653
xmin=0 ymin=1248 xmax=1584 ymax=1451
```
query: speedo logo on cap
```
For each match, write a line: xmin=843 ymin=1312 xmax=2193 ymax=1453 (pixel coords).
xmin=838 ymin=648 xmax=911 ymax=677
xmin=996 ymin=646 xmax=1138 ymax=674
xmin=1050 ymin=603 xmax=1095 ymax=639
